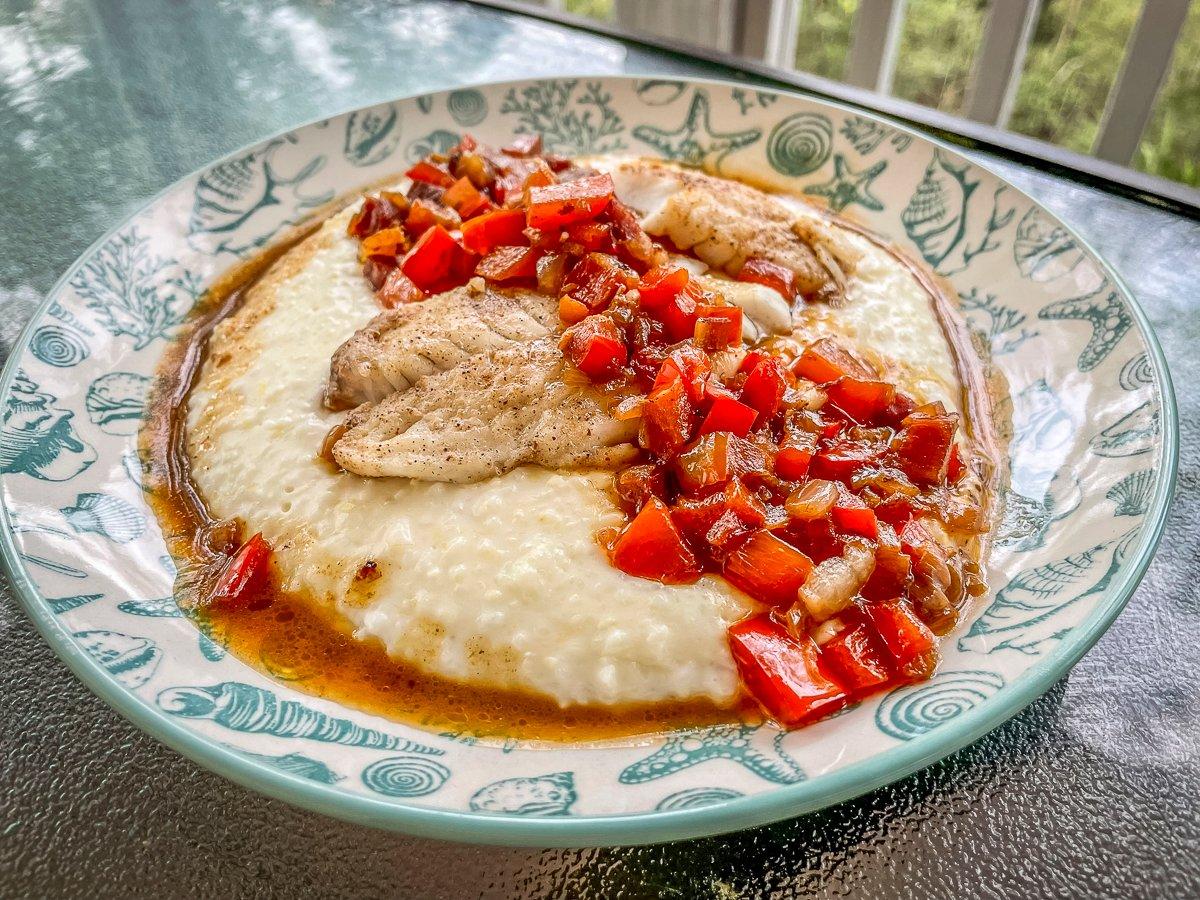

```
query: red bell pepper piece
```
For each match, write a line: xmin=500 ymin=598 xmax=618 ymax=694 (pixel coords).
xmin=653 ymin=345 xmax=711 ymax=405
xmin=723 ymin=531 xmax=814 ymax=606
xmin=640 ymin=376 xmax=695 ymax=458
xmin=637 ymin=266 xmax=689 ymax=310
xmin=861 ymin=597 xmax=937 ymax=678
xmin=399 ymin=225 xmax=476 ymax=292
xmin=737 ymin=257 xmax=798 ymax=302
xmin=699 ymin=393 xmax=758 ymax=437
xmin=404 ymin=198 xmax=460 ymax=237
xmin=723 ymin=478 xmax=768 ymax=528
xmin=460 ymin=208 xmax=529 ymax=255
xmin=564 ymin=315 xmax=627 ymax=382
xmin=946 ymin=443 xmax=965 ymax=482
xmin=740 ymin=355 xmax=788 ymax=421
xmin=811 ymin=438 xmax=879 ymax=482
xmin=565 ymin=221 xmax=613 ymax=251
xmin=475 ymin=246 xmax=540 ymax=283
xmin=824 ymin=377 xmax=896 ymax=423
xmin=611 ymin=497 xmax=701 ymax=584
xmin=558 ymin=295 xmax=589 ymax=325
xmin=406 ymin=159 xmax=456 ymax=188
xmin=830 ymin=486 xmax=879 ymax=539
xmin=377 ymin=269 xmax=424 ymax=308
xmin=694 ymin=305 xmax=743 ymax=350
xmin=565 ymin=253 xmax=631 ymax=311
xmin=661 ymin=283 xmax=702 ymax=341
xmin=775 ymin=432 xmax=817 ymax=481
xmin=613 ymin=464 xmax=666 ymax=516
xmin=792 ymin=337 xmax=875 ymax=384
xmin=526 ymin=173 xmax=615 ymax=229
xmin=819 ymin=620 xmax=894 ymax=697
xmin=672 ymin=432 xmax=764 ymax=495
xmin=671 ymin=492 xmax=729 ymax=545
xmin=443 ymin=176 xmax=492 ymax=219
xmin=891 ymin=409 xmax=958 ymax=484
xmin=209 ymin=533 xmax=273 ymax=611
xmin=728 ymin=614 xmax=849 ymax=727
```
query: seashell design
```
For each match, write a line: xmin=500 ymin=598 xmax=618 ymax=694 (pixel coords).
xmin=118 ymin=595 xmax=181 ymax=617
xmin=405 ymin=129 xmax=461 ymax=163
xmin=234 ymin=748 xmax=344 ymax=784
xmin=1013 ymin=206 xmax=1087 ymax=283
xmin=415 ymin=93 xmax=433 ymax=114
xmin=766 ymin=112 xmax=832 ymax=176
xmin=655 ymin=787 xmax=743 ymax=811
xmin=0 ymin=371 xmax=96 ymax=481
xmin=902 ymin=150 xmax=971 ymax=270
xmin=85 ymin=372 xmax=151 ymax=435
xmin=156 ymin=681 xmax=443 ymax=753
xmin=1119 ymin=352 xmax=1153 ymax=391
xmin=876 ymin=671 xmax=1005 ymax=740
xmin=74 ymin=629 xmax=161 ymax=689
xmin=61 ymin=492 xmax=146 ymax=543
xmin=362 ymin=756 xmax=451 ymax=797
xmin=619 ymin=725 xmax=803 ymax=785
xmin=468 ymin=772 xmax=576 ymax=816
xmin=30 ymin=325 xmax=88 ymax=367
xmin=635 ymin=79 xmax=688 ymax=106
xmin=1038 ymin=284 xmax=1132 ymax=373
xmin=447 ymin=89 xmax=487 ymax=126
xmin=48 ymin=593 xmax=102 ymax=614
xmin=343 ymin=103 xmax=401 ymax=166
xmin=1091 ymin=400 xmax=1158 ymax=458
xmin=1107 ymin=469 xmax=1154 ymax=517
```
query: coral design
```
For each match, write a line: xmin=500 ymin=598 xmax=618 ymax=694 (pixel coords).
xmin=74 ymin=629 xmax=161 ymax=689
xmin=468 ymin=772 xmax=576 ymax=816
xmin=405 ymin=129 xmax=460 ymax=163
xmin=188 ymin=139 xmax=332 ymax=256
xmin=0 ymin=371 xmax=96 ymax=481
xmin=85 ymin=372 xmax=150 ymax=435
xmin=730 ymin=87 xmax=777 ymax=115
xmin=901 ymin=150 xmax=1014 ymax=275
xmin=958 ymin=287 xmax=1037 ymax=355
xmin=765 ymin=112 xmax=832 ymax=176
xmin=157 ymin=682 xmax=444 ymax=753
xmin=232 ymin=748 xmax=343 ymax=784
xmin=501 ymin=79 xmax=624 ymax=154
xmin=361 ymin=756 xmax=451 ymax=797
xmin=1106 ymin=469 xmax=1154 ymax=517
xmin=1038 ymin=283 xmax=1132 ymax=372
xmin=447 ymin=89 xmax=487 ymax=126
xmin=30 ymin=325 xmax=89 ymax=367
xmin=839 ymin=115 xmax=912 ymax=154
xmin=343 ymin=103 xmax=401 ymax=166
xmin=634 ymin=79 xmax=688 ymax=106
xmin=1091 ymin=400 xmax=1159 ymax=458
xmin=47 ymin=593 xmax=102 ymax=613
xmin=69 ymin=228 xmax=200 ymax=349
xmin=118 ymin=595 xmax=180 ymax=617
xmin=61 ymin=492 xmax=146 ymax=543
xmin=632 ymin=91 xmax=759 ymax=172
xmin=1119 ymin=352 xmax=1153 ymax=391
xmin=619 ymin=725 xmax=803 ymax=785
xmin=876 ymin=671 xmax=1006 ymax=740
xmin=803 ymin=154 xmax=886 ymax=213
xmin=655 ymin=787 xmax=744 ymax=811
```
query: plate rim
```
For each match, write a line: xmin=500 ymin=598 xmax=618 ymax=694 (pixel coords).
xmin=0 ymin=74 xmax=1180 ymax=847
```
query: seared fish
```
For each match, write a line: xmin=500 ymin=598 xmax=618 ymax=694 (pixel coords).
xmin=325 ymin=283 xmax=557 ymax=410
xmin=331 ymin=342 xmax=638 ymax=482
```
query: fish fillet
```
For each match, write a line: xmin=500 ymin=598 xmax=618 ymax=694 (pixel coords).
xmin=331 ymin=341 xmax=638 ymax=482
xmin=325 ymin=283 xmax=557 ymax=410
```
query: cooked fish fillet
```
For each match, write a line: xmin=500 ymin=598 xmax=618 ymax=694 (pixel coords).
xmin=600 ymin=158 xmax=857 ymax=297
xmin=325 ymin=283 xmax=557 ymax=410
xmin=331 ymin=341 xmax=638 ymax=482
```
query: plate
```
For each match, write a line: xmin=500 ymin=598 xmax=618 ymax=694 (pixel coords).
xmin=0 ymin=76 xmax=1176 ymax=846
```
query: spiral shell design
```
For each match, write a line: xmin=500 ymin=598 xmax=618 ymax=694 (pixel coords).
xmin=447 ymin=89 xmax=487 ymax=126
xmin=361 ymin=756 xmax=450 ymax=797
xmin=30 ymin=325 xmax=88 ymax=367
xmin=766 ymin=113 xmax=832 ymax=176
xmin=1119 ymin=352 xmax=1153 ymax=391
xmin=655 ymin=787 xmax=743 ymax=811
xmin=876 ymin=671 xmax=1005 ymax=741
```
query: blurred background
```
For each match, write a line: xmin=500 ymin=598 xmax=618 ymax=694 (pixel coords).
xmin=533 ymin=0 xmax=1199 ymax=189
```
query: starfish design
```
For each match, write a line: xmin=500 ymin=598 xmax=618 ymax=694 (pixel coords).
xmin=618 ymin=725 xmax=804 ymax=784
xmin=632 ymin=91 xmax=761 ymax=172
xmin=1037 ymin=283 xmax=1132 ymax=372
xmin=803 ymin=154 xmax=886 ymax=213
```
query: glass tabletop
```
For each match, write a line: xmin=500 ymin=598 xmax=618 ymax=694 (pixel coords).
xmin=1 ymin=1 xmax=1196 ymax=896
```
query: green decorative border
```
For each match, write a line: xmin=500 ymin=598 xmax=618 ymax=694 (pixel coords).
xmin=0 ymin=76 xmax=1179 ymax=847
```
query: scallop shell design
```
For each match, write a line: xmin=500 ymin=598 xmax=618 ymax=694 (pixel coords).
xmin=1119 ymin=352 xmax=1153 ymax=391
xmin=468 ymin=772 xmax=576 ymax=816
xmin=876 ymin=671 xmax=1006 ymax=740
xmin=361 ymin=756 xmax=451 ymax=797
xmin=85 ymin=372 xmax=151 ymax=435
xmin=655 ymin=787 xmax=743 ymax=811
xmin=156 ymin=681 xmax=443 ymax=753
xmin=1106 ymin=469 xmax=1154 ymax=517
xmin=61 ymin=492 xmax=146 ymax=543
xmin=766 ymin=112 xmax=832 ymax=176
xmin=30 ymin=325 xmax=88 ymax=367
xmin=447 ymin=89 xmax=487 ymax=126
xmin=343 ymin=103 xmax=401 ymax=167
xmin=74 ymin=630 xmax=161 ymax=689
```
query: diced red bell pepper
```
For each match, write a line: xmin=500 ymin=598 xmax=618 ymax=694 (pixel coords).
xmin=558 ymin=295 xmax=589 ymax=325
xmin=811 ymin=438 xmax=879 ymax=482
xmin=502 ymin=133 xmax=542 ymax=156
xmin=792 ymin=337 xmax=875 ymax=384
xmin=564 ymin=315 xmax=627 ymax=382
xmin=694 ymin=305 xmax=743 ymax=350
xmin=460 ymin=208 xmax=529 ymax=255
xmin=740 ymin=356 xmax=788 ymax=421
xmin=946 ymin=443 xmax=965 ymax=483
xmin=775 ymin=432 xmax=817 ymax=481
xmin=611 ymin=497 xmax=701 ymax=584
xmin=358 ymin=226 xmax=409 ymax=261
xmin=565 ymin=221 xmax=613 ymax=251
xmin=399 ymin=225 xmax=477 ymax=292
xmin=347 ymin=195 xmax=407 ymax=239
xmin=819 ymin=620 xmax=894 ymax=698
xmin=891 ymin=410 xmax=958 ymax=484
xmin=209 ymin=533 xmax=273 ymax=611
xmin=737 ymin=257 xmax=798 ymax=302
xmin=723 ymin=477 xmax=768 ymax=528
xmin=637 ymin=266 xmax=689 ymax=310
xmin=699 ymin=393 xmax=758 ymax=438
xmin=443 ymin=176 xmax=492 ymax=219
xmin=671 ymin=492 xmax=729 ymax=545
xmin=723 ymin=531 xmax=814 ymax=606
xmin=526 ymin=173 xmax=615 ymax=229
xmin=861 ymin=597 xmax=937 ymax=678
xmin=728 ymin=614 xmax=849 ymax=727
xmin=831 ymin=486 xmax=878 ymax=539
xmin=406 ymin=159 xmax=456 ymax=188
xmin=377 ymin=269 xmax=424 ymax=308
xmin=653 ymin=345 xmax=711 ymax=405
xmin=824 ymin=377 xmax=896 ymax=423
xmin=673 ymin=432 xmax=764 ymax=495
xmin=640 ymin=376 xmax=695 ymax=458
xmin=475 ymin=246 xmax=540 ymax=283
xmin=405 ymin=199 xmax=460 ymax=237
xmin=565 ymin=253 xmax=632 ymax=311
xmin=661 ymin=283 xmax=703 ymax=342
xmin=613 ymin=464 xmax=666 ymax=516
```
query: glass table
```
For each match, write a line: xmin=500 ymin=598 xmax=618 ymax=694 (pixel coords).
xmin=1 ymin=1 xmax=1196 ymax=895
